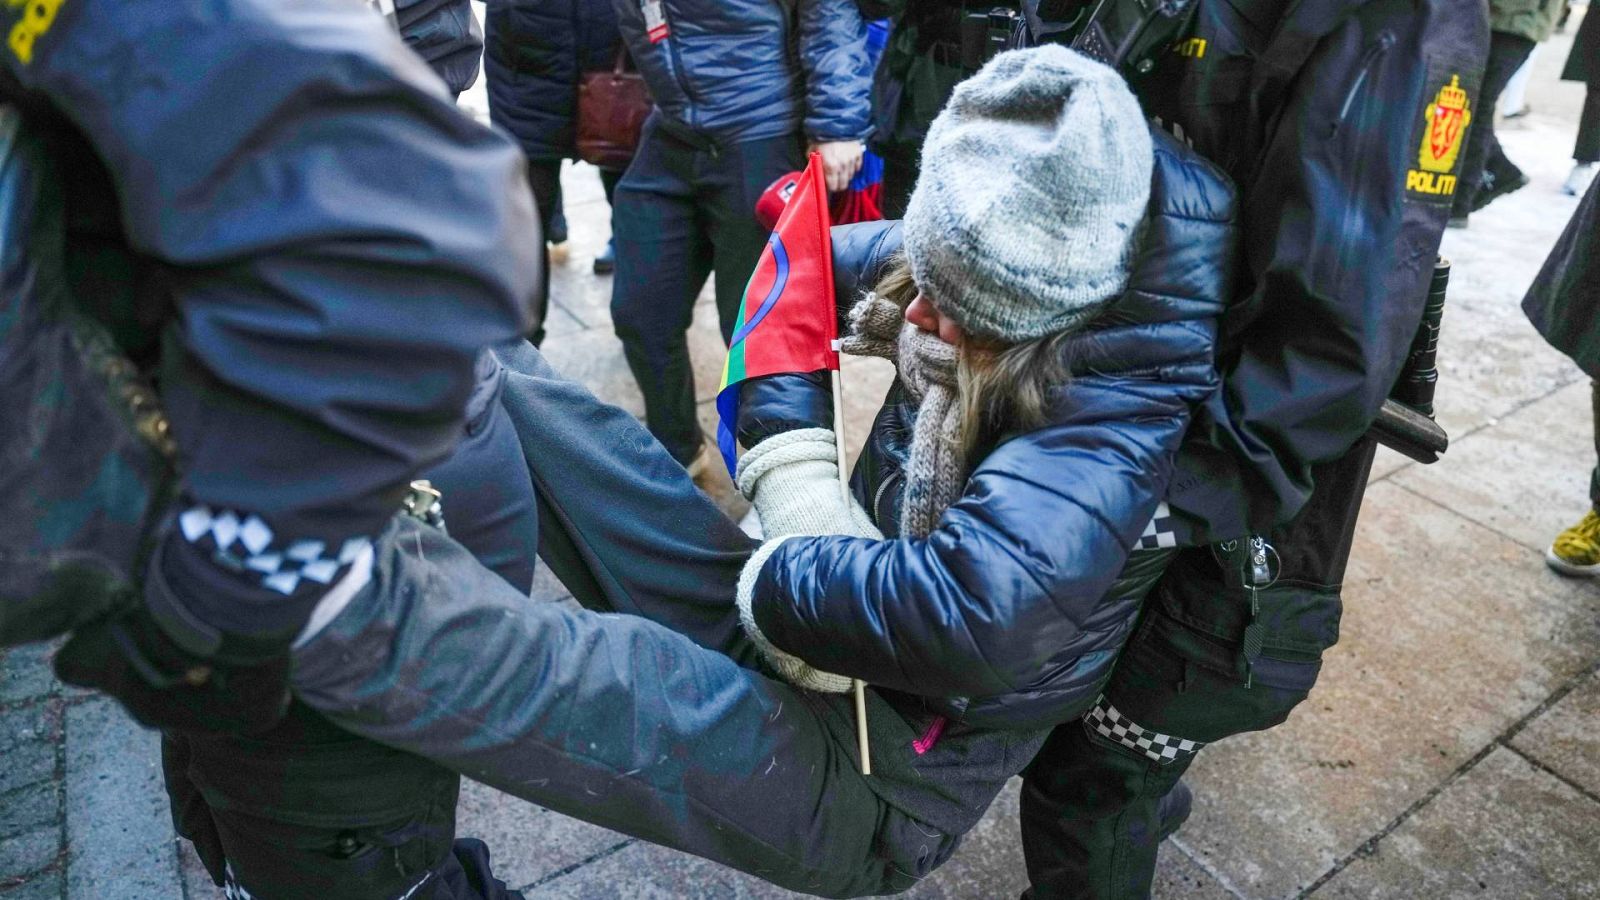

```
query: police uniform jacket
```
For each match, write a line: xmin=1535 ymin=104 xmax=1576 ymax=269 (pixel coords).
xmin=0 ymin=0 xmax=535 ymax=641
xmin=1126 ymin=0 xmax=1489 ymax=545
xmin=737 ymin=128 xmax=1239 ymax=728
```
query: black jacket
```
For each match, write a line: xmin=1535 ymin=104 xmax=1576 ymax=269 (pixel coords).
xmin=1126 ymin=0 xmax=1490 ymax=544
xmin=1562 ymin=4 xmax=1599 ymax=85
xmin=1524 ymin=178 xmax=1600 ymax=376
xmin=485 ymin=0 xmax=621 ymax=163
xmin=742 ymin=128 xmax=1239 ymax=728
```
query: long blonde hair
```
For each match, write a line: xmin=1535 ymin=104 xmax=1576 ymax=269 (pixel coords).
xmin=873 ymin=255 xmax=1072 ymax=460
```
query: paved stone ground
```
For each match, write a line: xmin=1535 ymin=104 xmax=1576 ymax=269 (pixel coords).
xmin=6 ymin=9 xmax=1600 ymax=899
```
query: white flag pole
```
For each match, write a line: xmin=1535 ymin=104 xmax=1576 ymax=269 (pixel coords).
xmin=830 ymin=342 xmax=871 ymax=776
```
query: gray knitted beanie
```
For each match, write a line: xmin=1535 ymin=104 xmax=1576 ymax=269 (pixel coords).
xmin=902 ymin=45 xmax=1153 ymax=342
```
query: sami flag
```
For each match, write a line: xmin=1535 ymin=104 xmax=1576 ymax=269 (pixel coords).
xmin=715 ymin=152 xmax=839 ymax=474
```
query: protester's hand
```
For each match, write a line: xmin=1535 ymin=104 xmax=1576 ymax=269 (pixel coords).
xmin=736 ymin=429 xmax=882 ymax=540
xmin=736 ymin=538 xmax=854 ymax=693
xmin=54 ymin=566 xmax=294 ymax=736
xmin=810 ymin=140 xmax=865 ymax=193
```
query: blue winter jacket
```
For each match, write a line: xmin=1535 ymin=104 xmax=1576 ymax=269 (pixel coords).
xmin=0 ymin=0 xmax=536 ymax=639
xmin=738 ymin=129 xmax=1239 ymax=728
xmin=485 ymin=0 xmax=621 ymax=162
xmin=613 ymin=0 xmax=874 ymax=143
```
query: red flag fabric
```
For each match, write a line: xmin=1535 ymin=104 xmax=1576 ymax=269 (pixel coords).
xmin=716 ymin=152 xmax=838 ymax=473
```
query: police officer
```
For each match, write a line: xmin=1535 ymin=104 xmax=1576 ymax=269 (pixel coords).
xmin=1008 ymin=2 xmax=1489 ymax=897
xmin=858 ymin=0 xmax=1022 ymax=217
xmin=0 ymin=0 xmax=539 ymax=895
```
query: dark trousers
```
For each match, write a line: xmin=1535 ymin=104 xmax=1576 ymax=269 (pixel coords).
xmin=164 ymin=355 xmax=543 ymax=900
xmin=1577 ymin=84 xmax=1600 ymax=164
xmin=523 ymin=162 xmax=625 ymax=346
xmin=1587 ymin=381 xmax=1600 ymax=509
xmin=610 ymin=117 xmax=804 ymax=464
xmin=1019 ymin=441 xmax=1375 ymax=899
xmin=1455 ymin=31 xmax=1537 ymax=215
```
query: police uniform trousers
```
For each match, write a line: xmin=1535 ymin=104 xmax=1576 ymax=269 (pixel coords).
xmin=1019 ymin=441 xmax=1376 ymax=900
xmin=164 ymin=348 xmax=541 ymax=900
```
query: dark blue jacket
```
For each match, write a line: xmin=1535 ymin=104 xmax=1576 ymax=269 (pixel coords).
xmin=1125 ymin=0 xmax=1489 ymax=544
xmin=0 ymin=0 xmax=535 ymax=637
xmin=397 ymin=0 xmax=484 ymax=96
xmin=740 ymin=129 xmax=1239 ymax=727
xmin=485 ymin=0 xmax=621 ymax=162
xmin=613 ymin=0 xmax=874 ymax=143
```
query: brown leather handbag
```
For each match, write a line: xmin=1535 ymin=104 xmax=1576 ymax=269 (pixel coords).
xmin=576 ymin=48 xmax=652 ymax=170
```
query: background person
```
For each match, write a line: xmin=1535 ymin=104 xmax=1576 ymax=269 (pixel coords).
xmin=1526 ymin=180 xmax=1600 ymax=573
xmin=608 ymin=0 xmax=873 ymax=476
xmin=1561 ymin=2 xmax=1600 ymax=194
xmin=1005 ymin=1 xmax=1488 ymax=896
xmin=1451 ymin=0 xmax=1564 ymax=226
xmin=485 ymin=0 xmax=626 ymax=346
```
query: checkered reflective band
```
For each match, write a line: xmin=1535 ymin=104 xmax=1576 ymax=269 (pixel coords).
xmin=178 ymin=505 xmax=372 ymax=596
xmin=1131 ymin=502 xmax=1178 ymax=551
xmin=1083 ymin=695 xmax=1204 ymax=765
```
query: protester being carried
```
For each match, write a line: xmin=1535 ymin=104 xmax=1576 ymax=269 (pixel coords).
xmin=286 ymin=45 xmax=1237 ymax=896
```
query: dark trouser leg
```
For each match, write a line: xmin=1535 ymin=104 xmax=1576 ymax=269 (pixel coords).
xmin=600 ymin=166 xmax=624 ymax=207
xmin=421 ymin=365 xmax=540 ymax=595
xmin=1020 ymin=442 xmax=1372 ymax=899
xmin=165 ymin=702 xmax=523 ymax=900
xmin=1588 ymin=381 xmax=1600 ymax=510
xmin=1454 ymin=32 xmax=1535 ymax=215
xmin=1576 ymin=85 xmax=1600 ymax=164
xmin=702 ymin=132 xmax=807 ymax=341
xmin=493 ymin=341 xmax=756 ymax=658
xmin=291 ymin=515 xmax=957 ymax=898
xmin=163 ymin=366 xmax=541 ymax=900
xmin=523 ymin=161 xmax=561 ymax=347
xmin=610 ymin=122 xmax=713 ymax=464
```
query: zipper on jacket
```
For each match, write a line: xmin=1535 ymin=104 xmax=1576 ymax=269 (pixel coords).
xmin=658 ymin=1 xmax=697 ymax=130
xmin=873 ymin=469 xmax=902 ymax=528
xmin=1335 ymin=31 xmax=1395 ymax=128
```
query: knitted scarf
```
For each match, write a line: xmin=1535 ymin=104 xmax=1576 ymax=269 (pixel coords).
xmin=842 ymin=292 xmax=964 ymax=539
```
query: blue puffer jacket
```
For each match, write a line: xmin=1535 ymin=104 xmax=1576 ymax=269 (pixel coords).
xmin=613 ymin=0 xmax=873 ymax=143
xmin=396 ymin=0 xmax=484 ymax=96
xmin=485 ymin=0 xmax=620 ymax=163
xmin=740 ymin=128 xmax=1238 ymax=728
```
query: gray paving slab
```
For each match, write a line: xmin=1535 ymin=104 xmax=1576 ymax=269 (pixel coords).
xmin=1392 ymin=378 xmax=1593 ymax=552
xmin=1510 ymin=670 xmax=1600 ymax=799
xmin=0 ymin=830 xmax=57 ymax=883
xmin=63 ymin=698 xmax=179 ymax=900
xmin=1172 ymin=479 xmax=1600 ymax=899
xmin=0 ymin=783 xmax=59 ymax=845
xmin=0 ymin=737 xmax=56 ymax=799
xmin=0 ymin=644 xmax=58 ymax=706
xmin=1316 ymin=747 xmax=1600 ymax=900
xmin=1 ymin=868 xmax=62 ymax=900
xmin=456 ymin=780 xmax=626 ymax=892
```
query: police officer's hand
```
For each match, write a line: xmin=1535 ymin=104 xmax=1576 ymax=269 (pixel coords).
xmin=54 ymin=604 xmax=292 ymax=736
xmin=810 ymin=140 xmax=866 ymax=193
